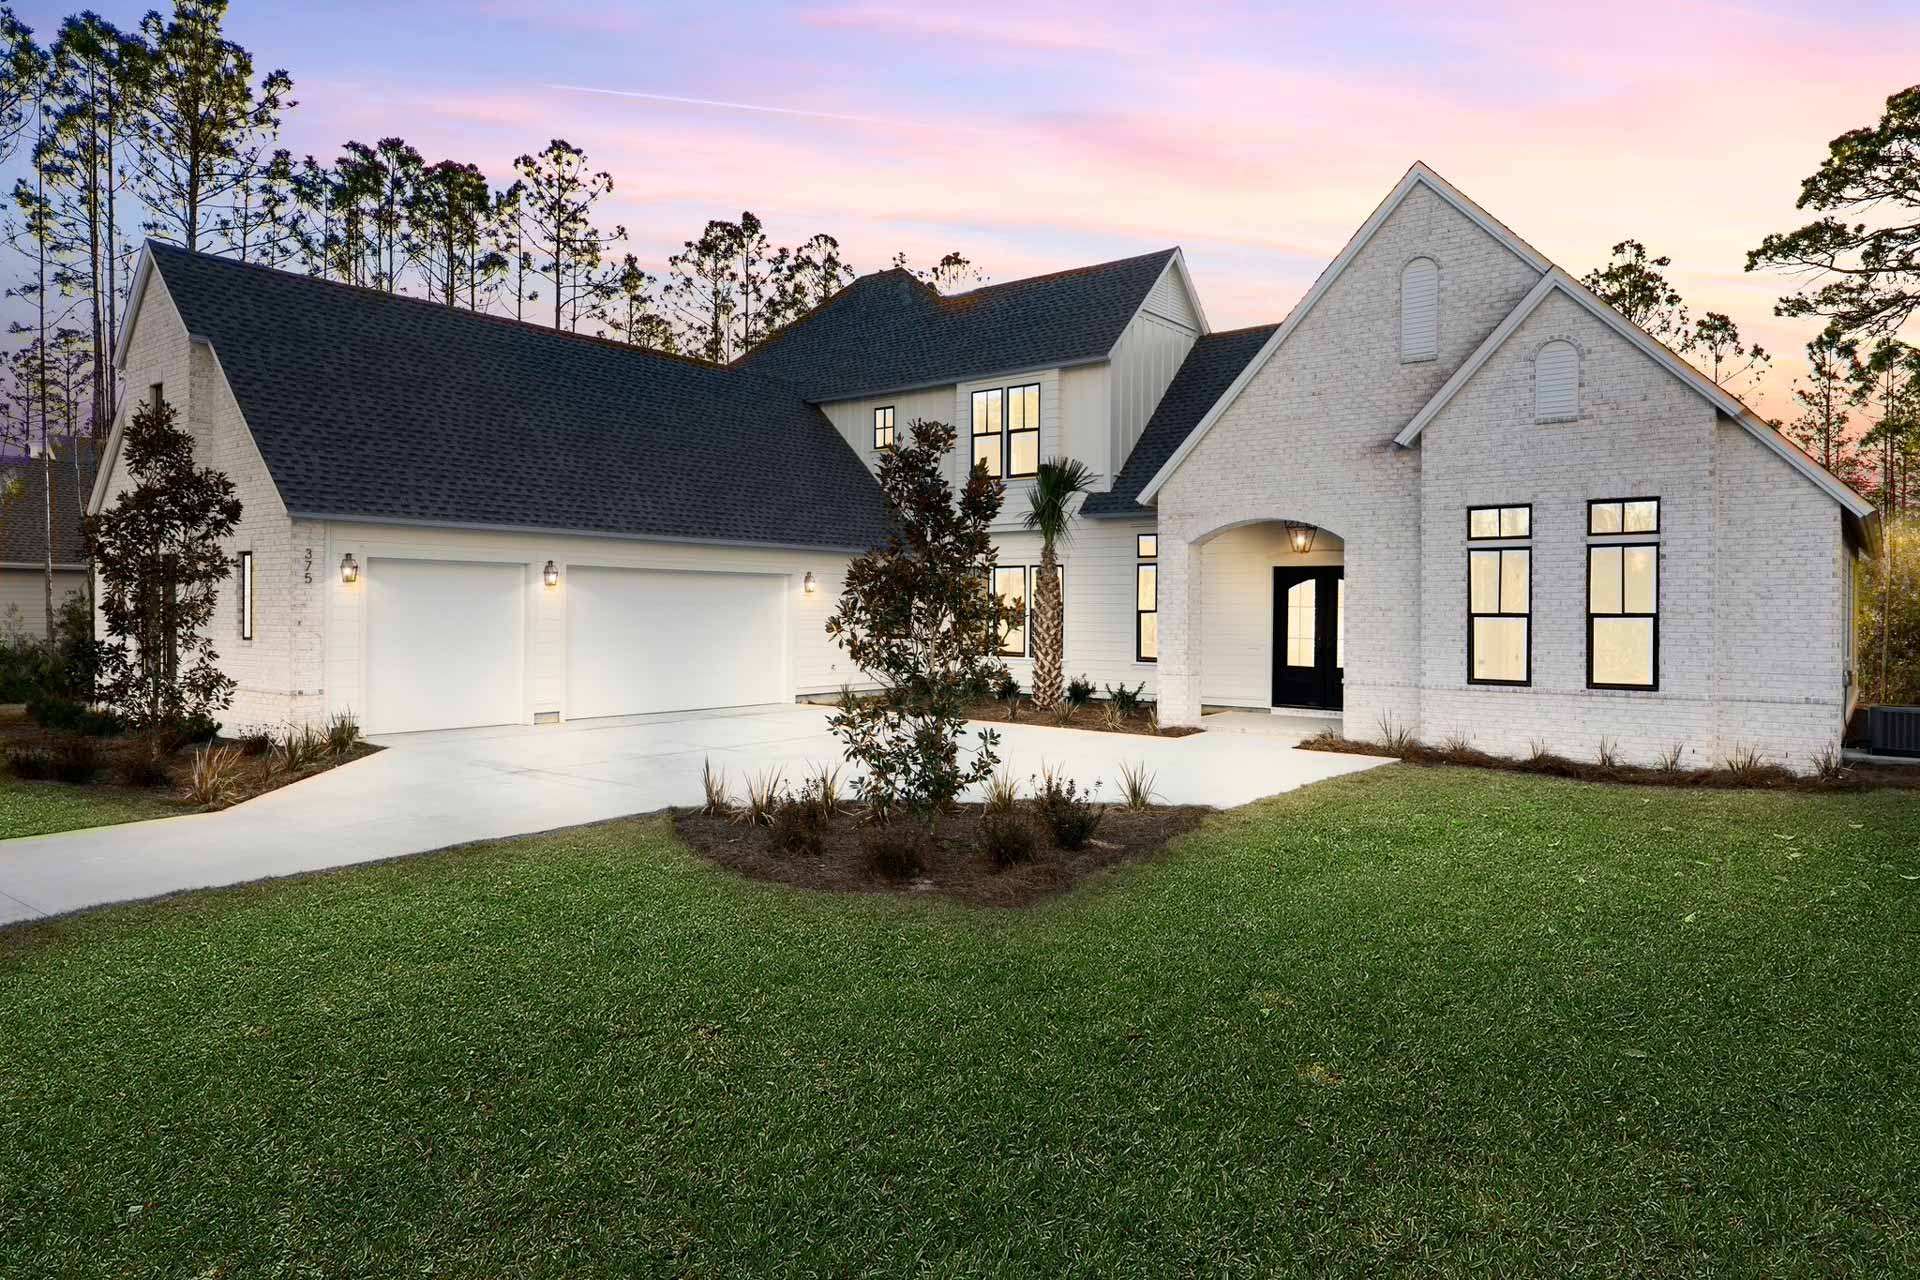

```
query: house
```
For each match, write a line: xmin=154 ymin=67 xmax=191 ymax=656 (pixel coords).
xmin=92 ymin=163 xmax=1875 ymax=770
xmin=2 ymin=459 xmax=93 ymax=638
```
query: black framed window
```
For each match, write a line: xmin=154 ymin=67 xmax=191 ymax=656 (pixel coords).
xmin=970 ymin=384 xmax=1040 ymax=479
xmin=238 ymin=550 xmax=254 ymax=641
xmin=991 ymin=565 xmax=1028 ymax=656
xmin=1467 ymin=504 xmax=1531 ymax=539
xmin=1588 ymin=544 xmax=1658 ymax=689
xmin=1135 ymin=534 xmax=1158 ymax=662
xmin=1468 ymin=545 xmax=1530 ymax=685
xmin=1588 ymin=497 xmax=1659 ymax=535
xmin=1137 ymin=533 xmax=1157 ymax=558
xmin=873 ymin=405 xmax=895 ymax=450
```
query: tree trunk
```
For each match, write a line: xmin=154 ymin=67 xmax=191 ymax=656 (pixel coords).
xmin=1030 ymin=549 xmax=1063 ymax=711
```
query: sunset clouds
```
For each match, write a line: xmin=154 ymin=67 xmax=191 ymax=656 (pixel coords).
xmin=25 ymin=0 xmax=1911 ymax=412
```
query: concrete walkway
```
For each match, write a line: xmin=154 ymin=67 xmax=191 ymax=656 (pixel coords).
xmin=0 ymin=705 xmax=1392 ymax=927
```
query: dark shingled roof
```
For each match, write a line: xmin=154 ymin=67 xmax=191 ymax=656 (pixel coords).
xmin=737 ymin=249 xmax=1180 ymax=402
xmin=1083 ymin=323 xmax=1280 ymax=517
xmin=146 ymin=243 xmax=891 ymax=551
xmin=2 ymin=456 xmax=94 ymax=566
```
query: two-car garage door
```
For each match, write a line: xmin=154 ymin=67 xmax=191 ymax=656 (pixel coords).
xmin=362 ymin=558 xmax=788 ymax=733
xmin=564 ymin=566 xmax=786 ymax=720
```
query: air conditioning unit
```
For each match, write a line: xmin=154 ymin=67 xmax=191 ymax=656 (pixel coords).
xmin=1866 ymin=706 xmax=1920 ymax=758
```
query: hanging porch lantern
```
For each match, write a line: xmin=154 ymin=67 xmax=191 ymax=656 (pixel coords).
xmin=1283 ymin=521 xmax=1317 ymax=554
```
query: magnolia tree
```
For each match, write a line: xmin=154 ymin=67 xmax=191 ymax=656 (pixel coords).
xmin=826 ymin=418 xmax=1003 ymax=824
xmin=85 ymin=393 xmax=241 ymax=728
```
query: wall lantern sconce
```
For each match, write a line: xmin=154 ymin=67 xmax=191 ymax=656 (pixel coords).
xmin=1283 ymin=521 xmax=1318 ymax=555
xmin=339 ymin=553 xmax=359 ymax=584
xmin=543 ymin=560 xmax=560 ymax=588
xmin=802 ymin=571 xmax=818 ymax=594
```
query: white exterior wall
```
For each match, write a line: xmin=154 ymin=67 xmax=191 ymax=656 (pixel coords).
xmin=1154 ymin=182 xmax=1543 ymax=736
xmin=1108 ymin=262 xmax=1201 ymax=475
xmin=106 ymin=270 xmax=319 ymax=732
xmin=321 ymin=522 xmax=858 ymax=727
xmin=988 ymin=515 xmax=1158 ymax=698
xmin=818 ymin=384 xmax=954 ymax=475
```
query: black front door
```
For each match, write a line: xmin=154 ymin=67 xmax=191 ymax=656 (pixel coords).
xmin=1272 ymin=566 xmax=1344 ymax=710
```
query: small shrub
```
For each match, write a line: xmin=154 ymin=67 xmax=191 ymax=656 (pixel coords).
xmin=5 ymin=745 xmax=54 ymax=781
xmin=232 ymin=727 xmax=275 ymax=756
xmin=115 ymin=737 xmax=176 ymax=788
xmin=700 ymin=757 xmax=732 ymax=816
xmin=187 ymin=744 xmax=245 ymax=809
xmin=809 ymin=763 xmax=848 ymax=815
xmin=861 ymin=823 xmax=927 ymax=881
xmin=1037 ymin=769 xmax=1103 ymax=850
xmin=737 ymin=768 xmax=783 ymax=827
xmin=1812 ymin=745 xmax=1847 ymax=780
xmin=960 ymin=665 xmax=1002 ymax=703
xmin=982 ymin=768 xmax=1020 ymax=814
xmin=28 ymin=696 xmax=121 ymax=737
xmin=769 ymin=784 xmax=831 ymax=856
xmin=1595 ymin=737 xmax=1620 ymax=768
xmin=1527 ymin=738 xmax=1553 ymax=764
xmin=1065 ymin=676 xmax=1096 ymax=710
xmin=51 ymin=736 xmax=103 ymax=785
xmin=1116 ymin=760 xmax=1158 ymax=810
xmin=1103 ymin=682 xmax=1146 ymax=717
xmin=994 ymin=670 xmax=1023 ymax=720
xmin=1443 ymin=732 xmax=1472 ymax=755
xmin=325 ymin=710 xmax=363 ymax=756
xmin=981 ymin=812 xmax=1037 ymax=869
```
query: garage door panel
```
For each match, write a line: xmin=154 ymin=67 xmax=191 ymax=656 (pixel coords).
xmin=366 ymin=559 xmax=524 ymax=734
xmin=567 ymin=567 xmax=786 ymax=719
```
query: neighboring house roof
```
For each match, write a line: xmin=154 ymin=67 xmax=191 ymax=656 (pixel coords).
xmin=133 ymin=244 xmax=892 ymax=552
xmin=738 ymin=249 xmax=1185 ymax=402
xmin=1084 ymin=323 xmax=1281 ymax=518
xmin=1393 ymin=268 xmax=1879 ymax=543
xmin=1136 ymin=163 xmax=1550 ymax=505
xmin=1 ymin=456 xmax=94 ymax=568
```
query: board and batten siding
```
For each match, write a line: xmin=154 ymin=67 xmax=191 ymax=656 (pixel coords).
xmin=817 ymin=385 xmax=954 ymax=475
xmin=1108 ymin=262 xmax=1201 ymax=477
xmin=321 ymin=521 xmax=862 ymax=727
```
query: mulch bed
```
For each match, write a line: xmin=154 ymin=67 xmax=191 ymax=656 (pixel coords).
xmin=1297 ymin=729 xmax=1920 ymax=792
xmin=0 ymin=705 xmax=379 ymax=810
xmin=674 ymin=802 xmax=1212 ymax=908
xmin=955 ymin=699 xmax=1203 ymax=738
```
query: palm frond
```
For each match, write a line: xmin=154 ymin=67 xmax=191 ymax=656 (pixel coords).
xmin=1023 ymin=456 xmax=1096 ymax=545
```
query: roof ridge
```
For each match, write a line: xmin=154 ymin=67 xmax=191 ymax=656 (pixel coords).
xmin=729 ymin=268 xmax=916 ymax=371
xmin=147 ymin=241 xmax=734 ymax=375
xmin=941 ymin=247 xmax=1177 ymax=303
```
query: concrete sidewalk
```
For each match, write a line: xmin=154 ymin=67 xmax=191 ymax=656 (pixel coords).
xmin=0 ymin=705 xmax=1392 ymax=927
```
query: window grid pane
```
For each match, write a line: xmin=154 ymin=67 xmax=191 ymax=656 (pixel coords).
xmin=1137 ymin=534 xmax=1157 ymax=559
xmin=1286 ymin=579 xmax=1316 ymax=667
xmin=1468 ymin=507 xmax=1500 ymax=539
xmin=993 ymin=566 xmax=1026 ymax=656
xmin=1623 ymin=499 xmax=1659 ymax=533
xmin=1136 ymin=562 xmax=1158 ymax=662
xmin=1588 ymin=543 xmax=1658 ymax=688
xmin=1500 ymin=506 xmax=1530 ymax=538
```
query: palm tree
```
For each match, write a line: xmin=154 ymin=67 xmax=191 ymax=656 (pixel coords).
xmin=1024 ymin=457 xmax=1094 ymax=712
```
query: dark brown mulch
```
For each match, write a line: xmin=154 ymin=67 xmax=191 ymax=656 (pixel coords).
xmin=0 ymin=706 xmax=379 ymax=807
xmin=1297 ymin=730 xmax=1920 ymax=792
xmin=673 ymin=802 xmax=1212 ymax=908
xmin=955 ymin=699 xmax=1203 ymax=738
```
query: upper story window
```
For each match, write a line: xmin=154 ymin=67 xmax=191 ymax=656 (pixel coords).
xmin=1467 ymin=504 xmax=1530 ymax=539
xmin=1400 ymin=257 xmax=1438 ymax=362
xmin=1588 ymin=497 xmax=1659 ymax=535
xmin=1535 ymin=340 xmax=1580 ymax=422
xmin=970 ymin=383 xmax=1040 ymax=480
xmin=873 ymin=405 xmax=895 ymax=450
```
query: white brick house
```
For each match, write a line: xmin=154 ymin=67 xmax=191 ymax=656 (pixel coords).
xmin=90 ymin=164 xmax=1875 ymax=770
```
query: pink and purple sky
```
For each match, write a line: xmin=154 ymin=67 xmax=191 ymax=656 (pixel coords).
xmin=18 ymin=0 xmax=1920 ymax=414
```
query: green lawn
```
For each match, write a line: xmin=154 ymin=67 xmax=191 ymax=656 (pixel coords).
xmin=3 ymin=767 xmax=1917 ymax=1277
xmin=0 ymin=775 xmax=179 ymax=839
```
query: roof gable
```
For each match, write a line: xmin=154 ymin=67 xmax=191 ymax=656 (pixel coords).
xmin=1135 ymin=163 xmax=1550 ymax=504
xmin=1395 ymin=268 xmax=1876 ymax=523
xmin=138 ymin=244 xmax=893 ymax=551
xmin=738 ymin=248 xmax=1183 ymax=402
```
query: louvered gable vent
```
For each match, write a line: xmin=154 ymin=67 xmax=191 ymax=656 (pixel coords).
xmin=1400 ymin=257 xmax=1438 ymax=361
xmin=1535 ymin=339 xmax=1579 ymax=422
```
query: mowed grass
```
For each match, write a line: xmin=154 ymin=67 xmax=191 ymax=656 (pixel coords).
xmin=0 ymin=776 xmax=178 ymax=839
xmin=2 ymin=767 xmax=1917 ymax=1277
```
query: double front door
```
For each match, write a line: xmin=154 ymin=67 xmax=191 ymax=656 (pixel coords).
xmin=1272 ymin=566 xmax=1345 ymax=710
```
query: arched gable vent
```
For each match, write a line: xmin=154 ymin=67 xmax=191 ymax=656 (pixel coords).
xmin=1534 ymin=339 xmax=1580 ymax=422
xmin=1400 ymin=257 xmax=1438 ymax=362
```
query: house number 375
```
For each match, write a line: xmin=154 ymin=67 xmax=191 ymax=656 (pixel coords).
xmin=303 ymin=548 xmax=313 ymax=585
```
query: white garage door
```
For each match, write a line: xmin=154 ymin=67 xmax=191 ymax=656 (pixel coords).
xmin=566 ymin=566 xmax=787 ymax=719
xmin=366 ymin=559 xmax=525 ymax=734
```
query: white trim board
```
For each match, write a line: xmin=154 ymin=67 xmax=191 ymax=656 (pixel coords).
xmin=1135 ymin=162 xmax=1551 ymax=504
xmin=1394 ymin=267 xmax=1877 ymax=525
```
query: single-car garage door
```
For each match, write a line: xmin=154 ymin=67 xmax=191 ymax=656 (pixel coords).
xmin=566 ymin=566 xmax=787 ymax=719
xmin=366 ymin=558 xmax=525 ymax=734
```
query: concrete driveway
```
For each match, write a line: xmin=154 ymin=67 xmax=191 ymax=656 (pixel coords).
xmin=0 ymin=705 xmax=1391 ymax=927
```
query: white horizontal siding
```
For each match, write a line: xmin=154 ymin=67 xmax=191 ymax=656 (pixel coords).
xmin=818 ymin=385 xmax=955 ymax=474
xmin=0 ymin=568 xmax=87 ymax=638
